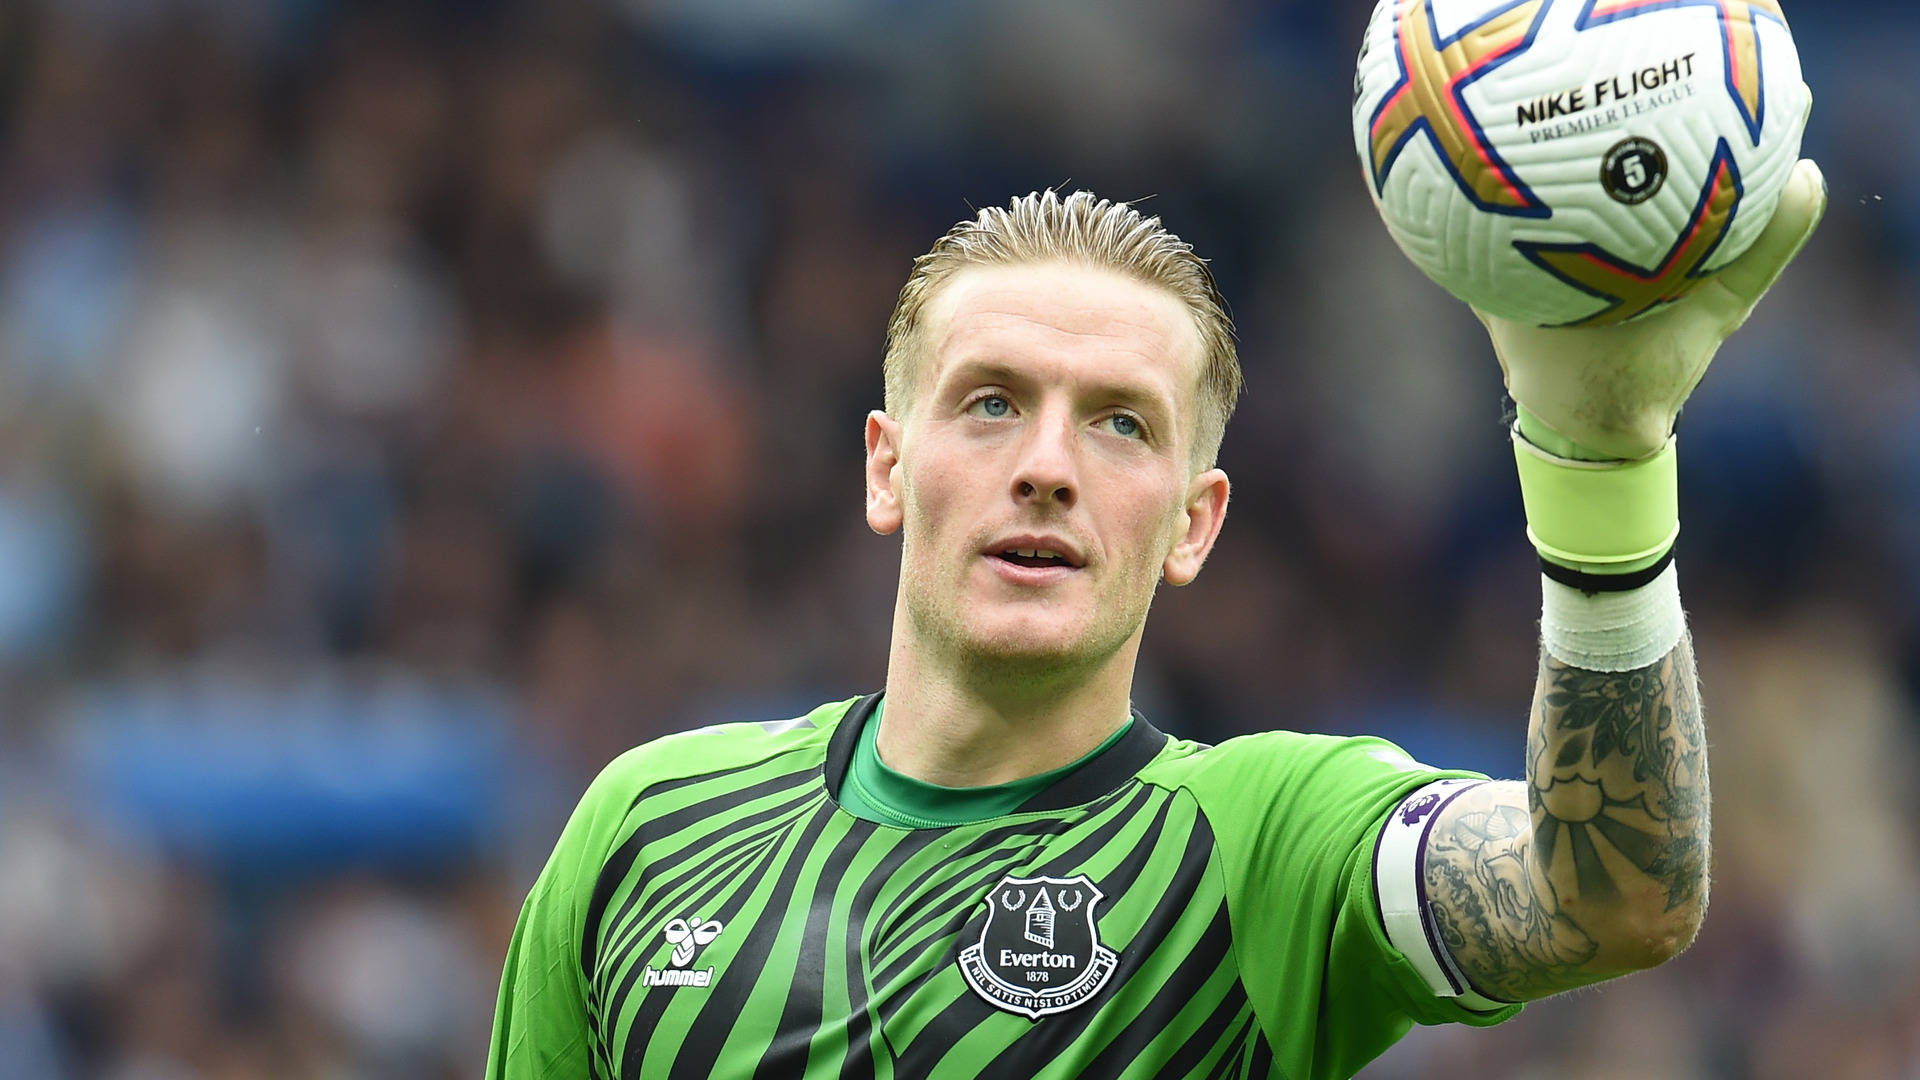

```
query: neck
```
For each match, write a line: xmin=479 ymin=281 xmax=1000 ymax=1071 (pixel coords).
xmin=878 ymin=625 xmax=1141 ymax=788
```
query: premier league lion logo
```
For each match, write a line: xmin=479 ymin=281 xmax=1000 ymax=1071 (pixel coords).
xmin=958 ymin=874 xmax=1118 ymax=1019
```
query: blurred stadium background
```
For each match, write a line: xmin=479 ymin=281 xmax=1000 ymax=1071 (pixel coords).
xmin=0 ymin=0 xmax=1915 ymax=1076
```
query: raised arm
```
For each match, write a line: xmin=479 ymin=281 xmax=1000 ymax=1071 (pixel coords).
xmin=1422 ymin=637 xmax=1706 ymax=1001
xmin=1412 ymin=158 xmax=1824 ymax=1004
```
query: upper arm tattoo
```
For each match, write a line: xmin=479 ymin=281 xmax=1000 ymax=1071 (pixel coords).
xmin=1421 ymin=784 xmax=1598 ymax=1002
xmin=1420 ymin=638 xmax=1709 ymax=1002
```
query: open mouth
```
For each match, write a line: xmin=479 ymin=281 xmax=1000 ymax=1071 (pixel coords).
xmin=993 ymin=549 xmax=1075 ymax=569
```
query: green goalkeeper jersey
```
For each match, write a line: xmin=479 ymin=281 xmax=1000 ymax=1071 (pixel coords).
xmin=489 ymin=695 xmax=1520 ymax=1079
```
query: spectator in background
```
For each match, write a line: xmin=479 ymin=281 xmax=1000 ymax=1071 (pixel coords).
xmin=0 ymin=1 xmax=1913 ymax=1077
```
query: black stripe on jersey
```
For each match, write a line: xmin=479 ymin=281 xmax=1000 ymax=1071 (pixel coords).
xmin=1012 ymin=714 xmax=1166 ymax=812
xmin=1075 ymin=904 xmax=1240 ymax=1077
xmin=870 ymin=782 xmax=1157 ymax=992
xmin=584 ymin=766 xmax=809 ymax=1072
xmin=821 ymin=692 xmax=881 ymax=793
xmin=738 ymin=817 xmax=882 ymax=1080
xmin=1207 ymin=1012 xmax=1253 ymax=1080
xmin=1044 ymin=781 xmax=1167 ymax=876
xmin=1155 ymin=991 xmax=1249 ymax=1080
xmin=877 ymin=783 xmax=1160 ymax=996
xmin=1244 ymin=1027 xmax=1275 ymax=1079
xmin=975 ymin=807 xmax=1219 ymax=1074
xmin=892 ymin=785 xmax=1180 ymax=1074
xmin=868 ymin=838 xmax=1042 ymax=990
xmin=869 ymin=822 xmax=1040 ymax=951
xmin=598 ymin=805 xmax=798 ymax=1006
xmin=604 ymin=803 xmax=804 ymax=1066
xmin=582 ymin=763 xmax=820 ymax=980
xmin=867 ymin=726 xmax=1152 ymax=953
xmin=647 ymin=800 xmax=841 ymax=1077
xmin=595 ymin=807 xmax=791 ymax=1068
xmin=583 ymin=1022 xmax=606 ymax=1080
xmin=591 ymin=795 xmax=818 ymax=1066
xmin=595 ymin=787 xmax=822 ymax=993
xmin=607 ymin=767 xmax=820 ymax=900
xmin=837 ymin=827 xmax=951 ymax=1080
xmin=876 ymin=779 xmax=1149 ymax=956
xmin=598 ymin=821 xmax=778 ymax=989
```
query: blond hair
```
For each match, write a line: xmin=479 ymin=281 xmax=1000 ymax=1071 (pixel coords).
xmin=883 ymin=190 xmax=1241 ymax=467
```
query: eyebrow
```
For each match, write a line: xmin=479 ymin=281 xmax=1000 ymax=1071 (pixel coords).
xmin=937 ymin=357 xmax=1178 ymax=418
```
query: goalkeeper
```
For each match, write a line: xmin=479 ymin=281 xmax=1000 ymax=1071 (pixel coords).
xmin=488 ymin=163 xmax=1825 ymax=1077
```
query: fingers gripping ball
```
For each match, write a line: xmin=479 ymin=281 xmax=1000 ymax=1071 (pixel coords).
xmin=1353 ymin=0 xmax=1809 ymax=328
xmin=1488 ymin=157 xmax=1827 ymax=461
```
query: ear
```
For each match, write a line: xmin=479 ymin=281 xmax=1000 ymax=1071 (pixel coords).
xmin=865 ymin=411 xmax=905 ymax=535
xmin=1163 ymin=468 xmax=1229 ymax=586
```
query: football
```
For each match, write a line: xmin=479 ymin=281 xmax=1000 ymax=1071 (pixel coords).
xmin=1351 ymin=0 xmax=1808 ymax=327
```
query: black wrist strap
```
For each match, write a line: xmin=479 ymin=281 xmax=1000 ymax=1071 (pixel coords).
xmin=1539 ymin=545 xmax=1677 ymax=594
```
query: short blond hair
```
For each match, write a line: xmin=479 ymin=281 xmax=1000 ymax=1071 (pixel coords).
xmin=883 ymin=190 xmax=1241 ymax=467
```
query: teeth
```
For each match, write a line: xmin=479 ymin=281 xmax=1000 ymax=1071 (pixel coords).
xmin=1005 ymin=548 xmax=1065 ymax=561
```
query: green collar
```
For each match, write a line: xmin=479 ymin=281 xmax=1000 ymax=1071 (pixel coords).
xmin=837 ymin=699 xmax=1135 ymax=828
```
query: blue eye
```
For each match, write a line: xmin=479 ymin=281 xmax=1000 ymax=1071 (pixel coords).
xmin=969 ymin=395 xmax=1012 ymax=418
xmin=1104 ymin=414 xmax=1143 ymax=439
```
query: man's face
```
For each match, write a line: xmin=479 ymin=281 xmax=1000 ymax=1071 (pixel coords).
xmin=865 ymin=263 xmax=1230 ymax=676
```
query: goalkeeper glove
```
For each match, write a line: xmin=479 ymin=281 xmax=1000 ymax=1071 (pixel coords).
xmin=1479 ymin=157 xmax=1828 ymax=580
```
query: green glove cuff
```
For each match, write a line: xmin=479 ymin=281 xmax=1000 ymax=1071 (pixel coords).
xmin=1512 ymin=425 xmax=1678 ymax=574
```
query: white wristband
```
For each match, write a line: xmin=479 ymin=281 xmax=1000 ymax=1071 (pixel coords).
xmin=1540 ymin=562 xmax=1685 ymax=672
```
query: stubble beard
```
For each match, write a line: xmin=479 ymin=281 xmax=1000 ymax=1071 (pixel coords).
xmin=898 ymin=536 xmax=1158 ymax=698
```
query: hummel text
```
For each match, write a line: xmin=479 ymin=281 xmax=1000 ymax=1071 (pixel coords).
xmin=642 ymin=966 xmax=715 ymax=988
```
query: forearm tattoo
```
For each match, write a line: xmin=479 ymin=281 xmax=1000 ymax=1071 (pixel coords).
xmin=1423 ymin=638 xmax=1709 ymax=1002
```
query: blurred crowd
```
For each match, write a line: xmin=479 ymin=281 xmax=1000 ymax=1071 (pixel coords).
xmin=0 ymin=0 xmax=1915 ymax=1077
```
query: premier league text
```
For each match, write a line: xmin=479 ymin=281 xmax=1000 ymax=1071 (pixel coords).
xmin=1516 ymin=53 xmax=1698 ymax=142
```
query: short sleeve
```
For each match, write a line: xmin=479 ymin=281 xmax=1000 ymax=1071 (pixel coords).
xmin=487 ymin=751 xmax=649 ymax=1079
xmin=1174 ymin=733 xmax=1521 ymax=1077
xmin=488 ymin=869 xmax=594 ymax=1079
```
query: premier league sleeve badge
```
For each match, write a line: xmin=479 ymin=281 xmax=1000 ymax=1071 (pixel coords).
xmin=958 ymin=874 xmax=1119 ymax=1019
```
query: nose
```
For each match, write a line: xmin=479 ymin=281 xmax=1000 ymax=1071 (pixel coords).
xmin=1011 ymin=411 xmax=1077 ymax=509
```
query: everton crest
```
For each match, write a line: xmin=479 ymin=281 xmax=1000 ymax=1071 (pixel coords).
xmin=958 ymin=874 xmax=1118 ymax=1019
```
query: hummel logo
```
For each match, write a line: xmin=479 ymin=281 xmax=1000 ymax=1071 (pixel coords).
xmin=643 ymin=916 xmax=724 ymax=989
xmin=663 ymin=917 xmax=723 ymax=967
